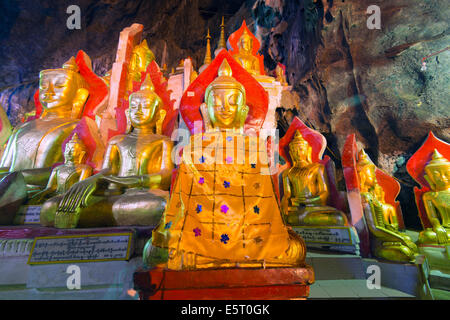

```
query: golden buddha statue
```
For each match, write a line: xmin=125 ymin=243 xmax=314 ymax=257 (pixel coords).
xmin=126 ymin=39 xmax=155 ymax=94
xmin=148 ymin=59 xmax=306 ymax=270
xmin=232 ymin=30 xmax=261 ymax=76
xmin=40 ymin=74 xmax=174 ymax=228
xmin=356 ymin=150 xmax=418 ymax=262
xmin=0 ymin=57 xmax=90 ymax=220
xmin=28 ymin=133 xmax=92 ymax=206
xmin=281 ymin=130 xmax=348 ymax=227
xmin=418 ymin=149 xmax=450 ymax=245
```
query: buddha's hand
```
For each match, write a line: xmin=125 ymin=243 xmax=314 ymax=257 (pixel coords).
xmin=434 ymin=225 xmax=449 ymax=244
xmin=57 ymin=175 xmax=102 ymax=213
xmin=301 ymin=195 xmax=321 ymax=205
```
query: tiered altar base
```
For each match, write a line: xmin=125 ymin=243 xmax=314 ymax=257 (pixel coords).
xmin=134 ymin=266 xmax=315 ymax=300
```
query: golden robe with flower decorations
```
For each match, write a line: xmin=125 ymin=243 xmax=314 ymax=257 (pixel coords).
xmin=153 ymin=131 xmax=302 ymax=269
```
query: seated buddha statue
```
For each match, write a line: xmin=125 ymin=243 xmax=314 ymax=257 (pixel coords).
xmin=27 ymin=133 xmax=92 ymax=205
xmin=232 ymin=30 xmax=261 ymax=76
xmin=40 ymin=74 xmax=174 ymax=228
xmin=356 ymin=150 xmax=418 ymax=262
xmin=417 ymin=150 xmax=450 ymax=245
xmin=0 ymin=57 xmax=90 ymax=222
xmin=148 ymin=59 xmax=306 ymax=270
xmin=281 ymin=130 xmax=348 ymax=227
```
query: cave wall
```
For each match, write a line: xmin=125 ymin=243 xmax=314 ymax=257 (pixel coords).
xmin=1 ymin=0 xmax=449 ymax=229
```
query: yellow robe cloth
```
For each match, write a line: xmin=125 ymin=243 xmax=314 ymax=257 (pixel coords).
xmin=157 ymin=131 xmax=296 ymax=268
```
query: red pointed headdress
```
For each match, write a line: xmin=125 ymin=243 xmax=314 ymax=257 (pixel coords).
xmin=179 ymin=50 xmax=268 ymax=134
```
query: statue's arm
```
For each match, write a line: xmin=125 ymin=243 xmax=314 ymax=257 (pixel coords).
xmin=27 ymin=168 xmax=58 ymax=204
xmin=314 ymin=166 xmax=330 ymax=204
xmin=423 ymin=192 xmax=447 ymax=244
xmin=281 ymin=171 xmax=291 ymax=215
xmin=19 ymin=167 xmax=52 ymax=186
xmin=364 ymin=196 xmax=409 ymax=243
xmin=423 ymin=193 xmax=441 ymax=228
xmin=0 ymin=129 xmax=16 ymax=170
xmin=79 ymin=166 xmax=93 ymax=182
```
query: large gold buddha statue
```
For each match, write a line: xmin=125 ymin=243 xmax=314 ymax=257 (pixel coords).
xmin=232 ymin=30 xmax=261 ymax=76
xmin=28 ymin=133 xmax=92 ymax=206
xmin=281 ymin=130 xmax=348 ymax=227
xmin=356 ymin=150 xmax=418 ymax=262
xmin=40 ymin=75 xmax=174 ymax=228
xmin=0 ymin=57 xmax=90 ymax=222
xmin=148 ymin=59 xmax=305 ymax=270
xmin=418 ymin=150 xmax=450 ymax=245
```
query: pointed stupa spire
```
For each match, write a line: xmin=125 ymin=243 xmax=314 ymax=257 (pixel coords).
xmin=203 ymin=28 xmax=212 ymax=65
xmin=215 ymin=16 xmax=227 ymax=57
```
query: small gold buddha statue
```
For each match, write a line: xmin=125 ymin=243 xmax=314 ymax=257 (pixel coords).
xmin=0 ymin=57 xmax=90 ymax=221
xmin=281 ymin=130 xmax=348 ymax=226
xmin=418 ymin=149 xmax=450 ymax=245
xmin=148 ymin=59 xmax=306 ymax=270
xmin=28 ymin=133 xmax=92 ymax=206
xmin=40 ymin=74 xmax=174 ymax=228
xmin=126 ymin=39 xmax=155 ymax=94
xmin=356 ymin=150 xmax=418 ymax=262
xmin=232 ymin=30 xmax=261 ymax=76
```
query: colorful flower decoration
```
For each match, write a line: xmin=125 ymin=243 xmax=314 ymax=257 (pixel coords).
xmin=164 ymin=221 xmax=172 ymax=229
xmin=193 ymin=228 xmax=201 ymax=237
xmin=198 ymin=177 xmax=205 ymax=185
xmin=196 ymin=204 xmax=202 ymax=213
xmin=223 ymin=181 xmax=231 ymax=188
xmin=226 ymin=156 xmax=233 ymax=164
xmin=220 ymin=234 xmax=230 ymax=244
xmin=226 ymin=136 xmax=233 ymax=142
xmin=220 ymin=205 xmax=229 ymax=214
xmin=199 ymin=156 xmax=206 ymax=163
xmin=253 ymin=205 xmax=260 ymax=214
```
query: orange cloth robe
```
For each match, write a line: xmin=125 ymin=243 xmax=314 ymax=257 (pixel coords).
xmin=159 ymin=131 xmax=293 ymax=267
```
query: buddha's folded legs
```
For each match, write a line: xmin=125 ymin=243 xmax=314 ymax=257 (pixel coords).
xmin=41 ymin=188 xmax=168 ymax=228
xmin=163 ymin=228 xmax=307 ymax=270
xmin=287 ymin=205 xmax=348 ymax=226
xmin=0 ymin=172 xmax=27 ymax=224
xmin=373 ymin=241 xmax=418 ymax=263
xmin=111 ymin=188 xmax=168 ymax=226
xmin=418 ymin=228 xmax=450 ymax=245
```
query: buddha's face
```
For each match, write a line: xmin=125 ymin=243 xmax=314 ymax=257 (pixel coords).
xmin=361 ymin=165 xmax=376 ymax=188
xmin=239 ymin=35 xmax=253 ymax=53
xmin=426 ymin=166 xmax=450 ymax=190
xmin=64 ymin=141 xmax=85 ymax=164
xmin=207 ymin=88 xmax=244 ymax=128
xmin=39 ymin=70 xmax=78 ymax=109
xmin=129 ymin=92 xmax=161 ymax=128
xmin=289 ymin=141 xmax=310 ymax=163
